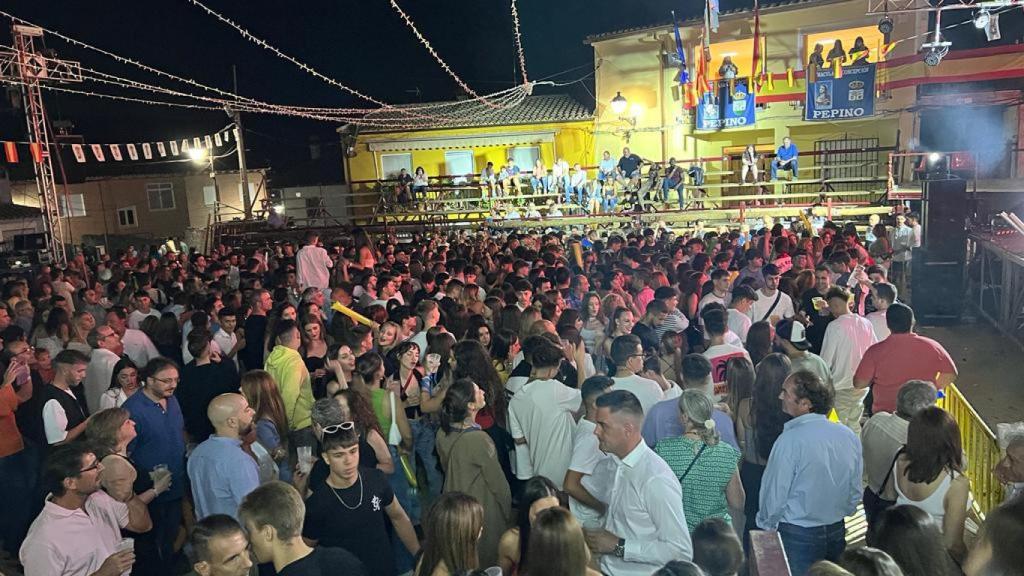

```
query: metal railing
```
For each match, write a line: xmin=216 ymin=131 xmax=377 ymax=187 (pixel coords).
xmin=937 ymin=382 xmax=1004 ymax=516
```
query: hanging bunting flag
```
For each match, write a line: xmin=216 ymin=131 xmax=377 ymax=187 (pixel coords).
xmin=223 ymin=130 xmax=231 ymax=143
xmin=91 ymin=144 xmax=105 ymax=162
xmin=214 ymin=132 xmax=223 ymax=147
xmin=71 ymin=144 xmax=86 ymax=163
xmin=833 ymin=58 xmax=843 ymax=79
xmin=126 ymin=144 xmax=139 ymax=161
xmin=671 ymin=11 xmax=689 ymax=85
xmin=751 ymin=0 xmax=761 ymax=79
xmin=204 ymin=135 xmax=213 ymax=149
xmin=787 ymin=68 xmax=795 ymax=87
xmin=142 ymin=143 xmax=153 ymax=160
xmin=193 ymin=137 xmax=202 ymax=150
xmin=767 ymin=72 xmax=775 ymax=91
xmin=157 ymin=142 xmax=167 ymax=157
xmin=29 ymin=142 xmax=43 ymax=163
xmin=3 ymin=142 xmax=18 ymax=164
xmin=109 ymin=144 xmax=123 ymax=161
xmin=181 ymin=140 xmax=190 ymax=153
xmin=707 ymin=0 xmax=720 ymax=33
xmin=985 ymin=13 xmax=1001 ymax=41
xmin=170 ymin=141 xmax=180 ymax=156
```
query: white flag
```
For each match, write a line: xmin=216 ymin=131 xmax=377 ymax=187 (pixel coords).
xmin=193 ymin=137 xmax=202 ymax=150
xmin=109 ymin=144 xmax=123 ymax=161
xmin=181 ymin=140 xmax=189 ymax=153
xmin=205 ymin=135 xmax=213 ymax=149
xmin=223 ymin=130 xmax=231 ymax=142
xmin=214 ymin=132 xmax=223 ymax=147
xmin=986 ymin=13 xmax=1001 ymax=41
xmin=126 ymin=143 xmax=139 ymax=161
xmin=91 ymin=144 xmax=105 ymax=162
xmin=71 ymin=143 xmax=86 ymax=163
xmin=166 ymin=141 xmax=176 ymax=156
xmin=142 ymin=143 xmax=153 ymax=159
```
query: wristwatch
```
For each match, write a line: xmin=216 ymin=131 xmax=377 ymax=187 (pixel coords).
xmin=613 ymin=538 xmax=626 ymax=558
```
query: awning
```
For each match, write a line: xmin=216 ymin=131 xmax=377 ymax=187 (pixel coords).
xmin=365 ymin=130 xmax=557 ymax=152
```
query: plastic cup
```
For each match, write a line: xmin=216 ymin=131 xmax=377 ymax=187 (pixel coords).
xmin=149 ymin=464 xmax=169 ymax=483
xmin=116 ymin=538 xmax=134 ymax=553
xmin=297 ymin=446 xmax=313 ymax=474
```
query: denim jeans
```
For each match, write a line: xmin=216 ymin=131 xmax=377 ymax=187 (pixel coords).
xmin=778 ymin=521 xmax=846 ymax=576
xmin=771 ymin=158 xmax=799 ymax=180
xmin=411 ymin=419 xmax=444 ymax=505
xmin=531 ymin=177 xmax=546 ymax=193
xmin=603 ymin=195 xmax=618 ymax=212
xmin=386 ymin=444 xmax=418 ymax=574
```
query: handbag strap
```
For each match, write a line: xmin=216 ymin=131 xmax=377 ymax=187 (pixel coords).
xmin=879 ymin=446 xmax=904 ymax=493
xmin=677 ymin=443 xmax=708 ymax=483
xmin=760 ymin=290 xmax=784 ymax=323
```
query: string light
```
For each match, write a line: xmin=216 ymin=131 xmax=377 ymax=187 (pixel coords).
xmin=387 ymin=0 xmax=502 ymax=108
xmin=510 ymin=0 xmax=530 ymax=83
xmin=4 ymin=79 xmax=228 ymax=112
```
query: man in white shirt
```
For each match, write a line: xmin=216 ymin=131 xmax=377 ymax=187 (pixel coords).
xmin=105 ymin=308 xmax=159 ymax=369
xmin=585 ymin=389 xmax=692 ymax=575
xmin=508 ymin=336 xmax=582 ymax=490
xmin=819 ymin=286 xmax=877 ymax=433
xmin=747 ymin=264 xmax=795 ymax=324
xmin=727 ymin=286 xmax=758 ymax=343
xmin=408 ymin=300 xmax=441 ymax=354
xmin=701 ymin=307 xmax=751 ymax=399
xmin=866 ymin=282 xmax=897 ymax=341
xmin=84 ymin=326 xmax=124 ymax=415
xmin=127 ymin=291 xmax=161 ymax=330
xmin=295 ymin=231 xmax=332 ymax=294
xmin=608 ymin=335 xmax=665 ymax=417
xmin=564 ymin=376 xmax=613 ymax=529
xmin=212 ymin=308 xmax=244 ymax=372
xmin=21 ymin=443 xmax=149 ymax=576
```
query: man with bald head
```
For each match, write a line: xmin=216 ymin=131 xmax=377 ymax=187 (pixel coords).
xmin=187 ymin=393 xmax=260 ymax=520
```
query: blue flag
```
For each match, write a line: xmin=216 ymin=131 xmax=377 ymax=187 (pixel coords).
xmin=672 ymin=11 xmax=688 ymax=85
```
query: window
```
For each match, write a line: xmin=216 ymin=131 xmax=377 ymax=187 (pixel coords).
xmin=380 ymin=153 xmax=412 ymax=179
xmin=117 ymin=206 xmax=138 ymax=228
xmin=511 ymin=146 xmax=539 ymax=170
xmin=203 ymin=185 xmax=217 ymax=206
xmin=146 ymin=182 xmax=176 ymax=211
xmin=805 ymin=26 xmax=887 ymax=67
xmin=59 ymin=193 xmax=86 ymax=218
xmin=444 ymin=151 xmax=475 ymax=184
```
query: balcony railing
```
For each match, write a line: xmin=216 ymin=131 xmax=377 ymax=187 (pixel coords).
xmin=937 ymin=383 xmax=1004 ymax=516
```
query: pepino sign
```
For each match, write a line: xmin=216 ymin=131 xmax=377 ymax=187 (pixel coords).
xmin=805 ymin=63 xmax=876 ymax=121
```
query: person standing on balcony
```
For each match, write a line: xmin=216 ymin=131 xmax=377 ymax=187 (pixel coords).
xmin=853 ymin=303 xmax=957 ymax=416
xmin=718 ymin=56 xmax=738 ymax=80
xmin=770 ymin=137 xmax=799 ymax=181
xmin=758 ymin=370 xmax=862 ymax=576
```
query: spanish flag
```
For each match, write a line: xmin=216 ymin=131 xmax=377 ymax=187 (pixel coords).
xmin=880 ymin=42 xmax=897 ymax=58
xmin=767 ymin=72 xmax=775 ymax=91
xmin=786 ymin=67 xmax=794 ymax=87
xmin=833 ymin=59 xmax=843 ymax=79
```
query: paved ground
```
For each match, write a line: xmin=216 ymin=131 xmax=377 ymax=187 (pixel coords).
xmin=920 ymin=316 xmax=1024 ymax=429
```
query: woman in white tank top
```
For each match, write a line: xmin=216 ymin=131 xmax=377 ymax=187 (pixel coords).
xmin=893 ymin=407 xmax=971 ymax=564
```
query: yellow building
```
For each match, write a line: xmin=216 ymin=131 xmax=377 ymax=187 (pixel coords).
xmin=586 ymin=0 xmax=1024 ymax=205
xmin=341 ymin=94 xmax=593 ymax=219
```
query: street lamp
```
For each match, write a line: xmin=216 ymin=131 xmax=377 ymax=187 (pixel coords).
xmin=610 ymin=92 xmax=628 ymax=115
xmin=188 ymin=147 xmax=208 ymax=163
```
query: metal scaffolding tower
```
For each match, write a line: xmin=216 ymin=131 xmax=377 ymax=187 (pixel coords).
xmin=0 ymin=25 xmax=82 ymax=267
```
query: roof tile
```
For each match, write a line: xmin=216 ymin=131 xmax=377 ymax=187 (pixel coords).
xmin=361 ymin=94 xmax=592 ymax=133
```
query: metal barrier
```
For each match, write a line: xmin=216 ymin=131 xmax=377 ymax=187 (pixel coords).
xmin=937 ymin=383 xmax=1004 ymax=516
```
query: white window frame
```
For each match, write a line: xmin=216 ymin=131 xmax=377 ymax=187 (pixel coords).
xmin=146 ymin=182 xmax=176 ymax=211
xmin=380 ymin=153 xmax=412 ymax=179
xmin=511 ymin=146 xmax=540 ymax=170
xmin=59 ymin=193 xmax=86 ymax=218
xmin=444 ymin=150 xmax=475 ymax=184
xmin=116 ymin=206 xmax=138 ymax=228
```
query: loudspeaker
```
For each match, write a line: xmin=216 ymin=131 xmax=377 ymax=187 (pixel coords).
xmin=920 ymin=179 xmax=968 ymax=262
xmin=911 ymin=255 xmax=964 ymax=325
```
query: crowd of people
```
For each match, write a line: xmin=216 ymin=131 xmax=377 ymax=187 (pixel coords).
xmin=0 ymin=217 xmax=1021 ymax=576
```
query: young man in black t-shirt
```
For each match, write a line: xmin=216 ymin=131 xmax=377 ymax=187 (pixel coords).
xmin=302 ymin=424 xmax=420 ymax=576
xmin=239 ymin=481 xmax=366 ymax=576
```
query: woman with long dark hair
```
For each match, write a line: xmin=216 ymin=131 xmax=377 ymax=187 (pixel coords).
xmin=150 ymin=312 xmax=183 ymax=366
xmin=435 ymin=378 xmax=512 ymax=567
xmin=745 ymin=321 xmax=774 ymax=367
xmin=738 ymin=353 xmax=792 ymax=548
xmin=491 ymin=329 xmax=520 ymax=385
xmin=98 ymin=357 xmax=141 ymax=410
xmin=497 ymin=476 xmax=560 ymax=576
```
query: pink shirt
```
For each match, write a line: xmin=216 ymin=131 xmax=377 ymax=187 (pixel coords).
xmin=854 ymin=333 xmax=956 ymax=414
xmin=21 ymin=491 xmax=129 ymax=576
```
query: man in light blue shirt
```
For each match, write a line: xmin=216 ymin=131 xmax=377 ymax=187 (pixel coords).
xmin=771 ymin=136 xmax=799 ymax=180
xmin=187 ymin=393 xmax=260 ymax=520
xmin=642 ymin=354 xmax=738 ymax=450
xmin=757 ymin=370 xmax=862 ymax=576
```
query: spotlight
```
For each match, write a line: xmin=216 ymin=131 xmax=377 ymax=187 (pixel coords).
xmin=878 ymin=15 xmax=894 ymax=35
xmin=973 ymin=8 xmax=991 ymax=29
xmin=923 ymin=48 xmax=943 ymax=67
xmin=928 ymin=152 xmax=942 ymax=164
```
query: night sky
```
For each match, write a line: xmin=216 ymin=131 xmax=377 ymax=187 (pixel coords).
xmin=0 ymin=0 xmax=1010 ymax=171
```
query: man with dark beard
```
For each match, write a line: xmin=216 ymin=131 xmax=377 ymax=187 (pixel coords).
xmin=187 ymin=393 xmax=260 ymax=520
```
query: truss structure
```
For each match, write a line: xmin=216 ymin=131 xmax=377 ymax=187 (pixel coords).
xmin=0 ymin=25 xmax=82 ymax=267
xmin=868 ymin=0 xmax=1023 ymax=15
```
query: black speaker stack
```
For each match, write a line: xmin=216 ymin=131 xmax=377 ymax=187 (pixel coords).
xmin=911 ymin=179 xmax=968 ymax=325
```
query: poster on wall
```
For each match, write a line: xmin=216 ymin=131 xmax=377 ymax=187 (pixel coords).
xmin=805 ymin=63 xmax=876 ymax=121
xmin=695 ymin=77 xmax=756 ymax=131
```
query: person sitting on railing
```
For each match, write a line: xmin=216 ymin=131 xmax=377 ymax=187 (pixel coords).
xmin=570 ymin=163 xmax=588 ymax=208
xmin=770 ymin=137 xmax=799 ymax=181
xmin=617 ymin=147 xmax=644 ymax=191
xmin=531 ymin=159 xmax=549 ymax=195
xmin=412 ymin=166 xmax=428 ymax=203
xmin=550 ymin=159 xmax=567 ymax=202
xmin=661 ymin=158 xmax=685 ymax=208
xmin=480 ymin=162 xmax=498 ymax=198
xmin=395 ymin=168 xmax=414 ymax=207
xmin=499 ymin=157 xmax=522 ymax=197
xmin=741 ymin=145 xmax=760 ymax=184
